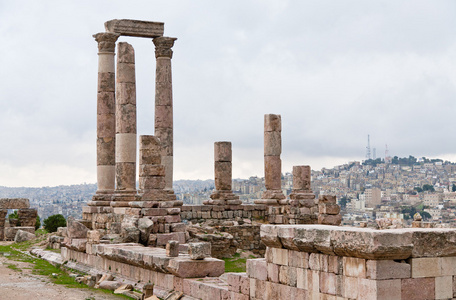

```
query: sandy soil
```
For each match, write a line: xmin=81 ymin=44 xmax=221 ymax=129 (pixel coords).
xmin=0 ymin=242 xmax=125 ymax=300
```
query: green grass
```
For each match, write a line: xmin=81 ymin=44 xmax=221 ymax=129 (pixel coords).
xmin=222 ymin=252 xmax=255 ymax=273
xmin=0 ymin=243 xmax=131 ymax=298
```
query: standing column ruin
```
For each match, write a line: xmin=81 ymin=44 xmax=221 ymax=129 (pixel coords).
xmin=92 ymin=32 xmax=120 ymax=202
xmin=288 ymin=165 xmax=318 ymax=224
xmin=137 ymin=135 xmax=167 ymax=202
xmin=255 ymin=114 xmax=285 ymax=205
xmin=153 ymin=37 xmax=177 ymax=194
xmin=205 ymin=142 xmax=241 ymax=205
xmin=112 ymin=42 xmax=137 ymax=208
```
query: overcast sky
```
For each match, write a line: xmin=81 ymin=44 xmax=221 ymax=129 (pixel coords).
xmin=0 ymin=1 xmax=455 ymax=187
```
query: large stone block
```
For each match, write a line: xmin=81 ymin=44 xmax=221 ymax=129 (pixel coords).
xmin=166 ymin=257 xmax=224 ymax=278
xmin=0 ymin=198 xmax=29 ymax=209
xmin=319 ymin=203 xmax=340 ymax=215
xmin=246 ymin=259 xmax=267 ymax=281
xmin=14 ymin=230 xmax=35 ymax=243
xmin=264 ymin=156 xmax=282 ymax=190
xmin=366 ymin=259 xmax=411 ymax=279
xmin=115 ymin=82 xmax=136 ymax=106
xmin=292 ymin=165 xmax=311 ymax=191
xmin=105 ymin=19 xmax=164 ymax=38
xmin=410 ymin=257 xmax=441 ymax=278
xmin=343 ymin=257 xmax=366 ymax=278
xmin=214 ymin=142 xmax=232 ymax=162
xmin=264 ymin=131 xmax=281 ymax=156
xmin=214 ymin=161 xmax=232 ymax=190
xmin=320 ymin=272 xmax=336 ymax=295
xmin=116 ymin=104 xmax=137 ymax=133
xmin=401 ymin=277 xmax=435 ymax=300
xmin=155 ymin=105 xmax=173 ymax=128
xmin=97 ymin=92 xmax=116 ymax=114
xmin=264 ymin=114 xmax=281 ymax=132
xmin=188 ymin=242 xmax=211 ymax=260
xmin=67 ymin=219 xmax=89 ymax=239
xmin=435 ymin=275 xmax=453 ymax=299
xmin=411 ymin=229 xmax=456 ymax=257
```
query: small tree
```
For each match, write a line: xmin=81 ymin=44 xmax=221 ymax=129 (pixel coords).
xmin=452 ymin=184 xmax=456 ymax=192
xmin=43 ymin=214 xmax=66 ymax=233
xmin=421 ymin=211 xmax=432 ymax=220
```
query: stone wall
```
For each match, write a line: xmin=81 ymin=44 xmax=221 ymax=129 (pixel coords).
xmin=58 ymin=224 xmax=456 ymax=299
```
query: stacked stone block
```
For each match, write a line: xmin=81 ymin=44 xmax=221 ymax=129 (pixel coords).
xmin=255 ymin=114 xmax=285 ymax=205
xmin=112 ymin=42 xmax=137 ymax=208
xmin=126 ymin=135 xmax=185 ymax=246
xmin=318 ymin=195 xmax=342 ymax=225
xmin=257 ymin=224 xmax=456 ymax=300
xmin=205 ymin=142 xmax=241 ymax=205
xmin=18 ymin=208 xmax=38 ymax=227
xmin=268 ymin=165 xmax=319 ymax=224
xmin=0 ymin=198 xmax=36 ymax=241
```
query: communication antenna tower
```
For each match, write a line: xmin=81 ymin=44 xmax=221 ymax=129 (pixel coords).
xmin=366 ymin=135 xmax=371 ymax=160
xmin=385 ymin=144 xmax=391 ymax=163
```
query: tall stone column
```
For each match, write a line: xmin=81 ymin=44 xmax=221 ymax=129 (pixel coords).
xmin=205 ymin=142 xmax=241 ymax=205
xmin=91 ymin=32 xmax=119 ymax=204
xmin=255 ymin=114 xmax=285 ymax=205
xmin=153 ymin=37 xmax=177 ymax=193
xmin=112 ymin=42 xmax=137 ymax=208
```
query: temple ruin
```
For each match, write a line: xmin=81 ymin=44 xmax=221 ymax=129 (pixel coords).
xmin=42 ymin=18 xmax=456 ymax=299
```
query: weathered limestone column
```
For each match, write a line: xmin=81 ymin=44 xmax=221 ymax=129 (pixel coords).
xmin=205 ymin=142 xmax=241 ymax=205
xmin=153 ymin=37 xmax=177 ymax=193
xmin=112 ymin=42 xmax=137 ymax=207
xmin=92 ymin=32 xmax=120 ymax=200
xmin=289 ymin=166 xmax=315 ymax=203
xmin=255 ymin=114 xmax=285 ymax=205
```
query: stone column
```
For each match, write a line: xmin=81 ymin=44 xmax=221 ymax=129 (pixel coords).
xmin=92 ymin=32 xmax=119 ymax=200
xmin=112 ymin=42 xmax=137 ymax=207
xmin=255 ymin=114 xmax=285 ymax=205
xmin=205 ymin=142 xmax=241 ymax=205
xmin=153 ymin=37 xmax=177 ymax=193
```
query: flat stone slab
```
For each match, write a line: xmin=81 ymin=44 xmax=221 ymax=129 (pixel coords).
xmin=261 ymin=225 xmax=456 ymax=260
xmin=94 ymin=243 xmax=224 ymax=278
xmin=0 ymin=198 xmax=29 ymax=209
xmin=105 ymin=19 xmax=164 ymax=38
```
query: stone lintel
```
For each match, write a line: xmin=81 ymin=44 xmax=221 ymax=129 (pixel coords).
xmin=261 ymin=225 xmax=456 ymax=260
xmin=0 ymin=198 xmax=30 ymax=209
xmin=105 ymin=19 xmax=164 ymax=38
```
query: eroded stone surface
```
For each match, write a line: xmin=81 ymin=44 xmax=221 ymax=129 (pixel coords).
xmin=0 ymin=198 xmax=29 ymax=209
xmin=105 ymin=19 xmax=164 ymax=38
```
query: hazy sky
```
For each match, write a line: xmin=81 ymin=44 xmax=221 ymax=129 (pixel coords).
xmin=1 ymin=1 xmax=456 ymax=187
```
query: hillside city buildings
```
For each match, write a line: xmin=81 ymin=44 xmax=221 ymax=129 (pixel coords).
xmin=2 ymin=156 xmax=456 ymax=226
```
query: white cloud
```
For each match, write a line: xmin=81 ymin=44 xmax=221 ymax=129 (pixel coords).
xmin=0 ymin=1 xmax=455 ymax=186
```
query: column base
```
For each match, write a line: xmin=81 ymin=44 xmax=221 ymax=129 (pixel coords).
xmin=111 ymin=190 xmax=137 ymax=207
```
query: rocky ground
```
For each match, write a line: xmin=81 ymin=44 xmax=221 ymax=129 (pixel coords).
xmin=0 ymin=241 xmax=126 ymax=300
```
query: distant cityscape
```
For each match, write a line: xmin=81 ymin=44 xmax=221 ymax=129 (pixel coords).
xmin=1 ymin=155 xmax=456 ymax=227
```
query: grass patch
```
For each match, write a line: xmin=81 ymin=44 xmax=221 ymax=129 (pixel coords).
xmin=222 ymin=253 xmax=255 ymax=273
xmin=0 ymin=243 xmax=133 ymax=298
xmin=6 ymin=263 xmax=21 ymax=272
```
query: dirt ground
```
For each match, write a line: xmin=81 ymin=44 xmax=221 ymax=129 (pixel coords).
xmin=0 ymin=242 xmax=125 ymax=300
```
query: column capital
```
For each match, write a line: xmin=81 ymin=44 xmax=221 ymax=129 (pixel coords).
xmin=93 ymin=32 xmax=120 ymax=53
xmin=153 ymin=37 xmax=177 ymax=58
